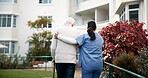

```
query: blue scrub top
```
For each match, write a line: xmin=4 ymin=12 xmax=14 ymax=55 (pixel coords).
xmin=76 ymin=32 xmax=104 ymax=70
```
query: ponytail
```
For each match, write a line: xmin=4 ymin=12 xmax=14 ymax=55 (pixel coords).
xmin=87 ymin=27 xmax=96 ymax=40
xmin=87 ymin=21 xmax=97 ymax=40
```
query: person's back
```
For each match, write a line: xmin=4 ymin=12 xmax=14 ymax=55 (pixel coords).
xmin=76 ymin=21 xmax=104 ymax=78
xmin=50 ymin=17 xmax=79 ymax=78
xmin=55 ymin=26 xmax=79 ymax=63
xmin=78 ymin=32 xmax=103 ymax=71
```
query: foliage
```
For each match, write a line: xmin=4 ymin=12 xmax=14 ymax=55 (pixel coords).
xmin=26 ymin=31 xmax=52 ymax=57
xmin=112 ymin=53 xmax=138 ymax=78
xmin=0 ymin=54 xmax=30 ymax=69
xmin=136 ymin=49 xmax=148 ymax=77
xmin=99 ymin=20 xmax=148 ymax=62
xmin=0 ymin=54 xmax=52 ymax=69
xmin=100 ymin=69 xmax=120 ymax=78
xmin=27 ymin=17 xmax=53 ymax=58
xmin=28 ymin=17 xmax=51 ymax=30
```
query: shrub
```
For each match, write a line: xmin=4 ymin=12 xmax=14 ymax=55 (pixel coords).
xmin=0 ymin=54 xmax=33 ymax=69
xmin=26 ymin=31 xmax=52 ymax=57
xmin=113 ymin=53 xmax=137 ymax=78
xmin=99 ymin=20 xmax=148 ymax=62
xmin=136 ymin=49 xmax=148 ymax=77
xmin=0 ymin=55 xmax=20 ymax=69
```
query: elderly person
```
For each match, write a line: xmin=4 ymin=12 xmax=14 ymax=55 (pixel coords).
xmin=50 ymin=17 xmax=80 ymax=78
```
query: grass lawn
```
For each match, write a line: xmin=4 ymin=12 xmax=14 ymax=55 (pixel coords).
xmin=0 ymin=70 xmax=54 ymax=78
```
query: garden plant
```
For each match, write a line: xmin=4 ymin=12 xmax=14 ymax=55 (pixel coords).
xmin=99 ymin=20 xmax=148 ymax=77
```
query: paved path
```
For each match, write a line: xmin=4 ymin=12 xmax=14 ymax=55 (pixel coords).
xmin=74 ymin=68 xmax=81 ymax=78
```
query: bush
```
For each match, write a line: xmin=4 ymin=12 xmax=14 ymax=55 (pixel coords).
xmin=0 ymin=54 xmax=33 ymax=69
xmin=113 ymin=53 xmax=138 ymax=78
xmin=0 ymin=55 xmax=19 ymax=69
xmin=99 ymin=20 xmax=148 ymax=62
xmin=136 ymin=49 xmax=148 ymax=77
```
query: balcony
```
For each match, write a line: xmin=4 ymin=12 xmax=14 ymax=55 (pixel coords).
xmin=0 ymin=28 xmax=18 ymax=41
xmin=75 ymin=0 xmax=109 ymax=30
xmin=74 ymin=20 xmax=109 ymax=32
xmin=76 ymin=0 xmax=109 ymax=14
xmin=0 ymin=3 xmax=19 ymax=14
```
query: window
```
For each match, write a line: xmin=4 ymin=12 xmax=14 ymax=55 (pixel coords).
xmin=13 ymin=16 xmax=16 ymax=27
xmin=0 ymin=41 xmax=16 ymax=54
xmin=39 ymin=0 xmax=52 ymax=4
xmin=74 ymin=0 xmax=79 ymax=5
xmin=119 ymin=8 xmax=126 ymax=21
xmin=0 ymin=15 xmax=17 ymax=28
xmin=82 ymin=19 xmax=87 ymax=26
xmin=28 ymin=42 xmax=33 ymax=50
xmin=82 ymin=0 xmax=88 ymax=2
xmin=129 ymin=10 xmax=138 ymax=20
xmin=129 ymin=4 xmax=139 ymax=9
xmin=74 ymin=18 xmax=78 ymax=26
xmin=0 ymin=0 xmax=17 ymax=3
xmin=11 ymin=42 xmax=15 ymax=53
xmin=119 ymin=3 xmax=139 ymax=21
xmin=38 ymin=16 xmax=52 ymax=28
xmin=128 ymin=4 xmax=139 ymax=21
xmin=14 ymin=0 xmax=17 ymax=3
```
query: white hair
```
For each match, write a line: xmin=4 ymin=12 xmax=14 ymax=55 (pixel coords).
xmin=65 ymin=17 xmax=75 ymax=26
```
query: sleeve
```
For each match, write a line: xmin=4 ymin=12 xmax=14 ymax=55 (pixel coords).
xmin=58 ymin=34 xmax=77 ymax=44
xmin=76 ymin=34 xmax=85 ymax=46
xmin=50 ymin=37 xmax=57 ymax=60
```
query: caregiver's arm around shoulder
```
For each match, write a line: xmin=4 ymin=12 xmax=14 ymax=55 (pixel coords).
xmin=54 ymin=33 xmax=77 ymax=44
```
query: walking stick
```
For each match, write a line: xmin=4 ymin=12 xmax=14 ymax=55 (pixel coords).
xmin=52 ymin=60 xmax=55 ymax=78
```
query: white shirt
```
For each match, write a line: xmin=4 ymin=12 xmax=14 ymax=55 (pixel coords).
xmin=50 ymin=25 xmax=80 ymax=64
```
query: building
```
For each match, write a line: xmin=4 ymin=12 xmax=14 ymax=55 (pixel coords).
xmin=0 ymin=0 xmax=148 ymax=56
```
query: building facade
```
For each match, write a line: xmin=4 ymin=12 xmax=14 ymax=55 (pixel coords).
xmin=0 ymin=0 xmax=148 ymax=56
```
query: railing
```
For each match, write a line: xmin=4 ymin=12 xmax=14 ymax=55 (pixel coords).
xmin=1 ymin=56 xmax=145 ymax=78
xmin=0 ymin=56 xmax=53 ymax=71
xmin=104 ymin=62 xmax=145 ymax=78
xmin=97 ymin=20 xmax=109 ymax=24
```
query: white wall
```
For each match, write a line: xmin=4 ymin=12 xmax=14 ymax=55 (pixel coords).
xmin=0 ymin=28 xmax=17 ymax=41
xmin=143 ymin=0 xmax=148 ymax=29
xmin=97 ymin=8 xmax=109 ymax=22
xmin=16 ymin=0 xmax=71 ymax=56
xmin=0 ymin=3 xmax=19 ymax=14
xmin=0 ymin=0 xmax=147 ymax=56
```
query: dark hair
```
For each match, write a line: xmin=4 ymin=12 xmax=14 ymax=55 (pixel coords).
xmin=87 ymin=21 xmax=96 ymax=40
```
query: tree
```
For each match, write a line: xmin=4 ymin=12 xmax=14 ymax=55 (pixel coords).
xmin=99 ymin=20 xmax=148 ymax=62
xmin=26 ymin=17 xmax=52 ymax=57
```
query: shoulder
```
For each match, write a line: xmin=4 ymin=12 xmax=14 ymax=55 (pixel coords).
xmin=83 ymin=33 xmax=90 ymax=37
xmin=78 ymin=33 xmax=89 ymax=39
xmin=95 ymin=32 xmax=101 ymax=38
xmin=94 ymin=32 xmax=101 ymax=36
xmin=95 ymin=32 xmax=104 ymax=41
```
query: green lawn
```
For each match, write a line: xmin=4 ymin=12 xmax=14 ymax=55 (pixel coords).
xmin=0 ymin=70 xmax=54 ymax=78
